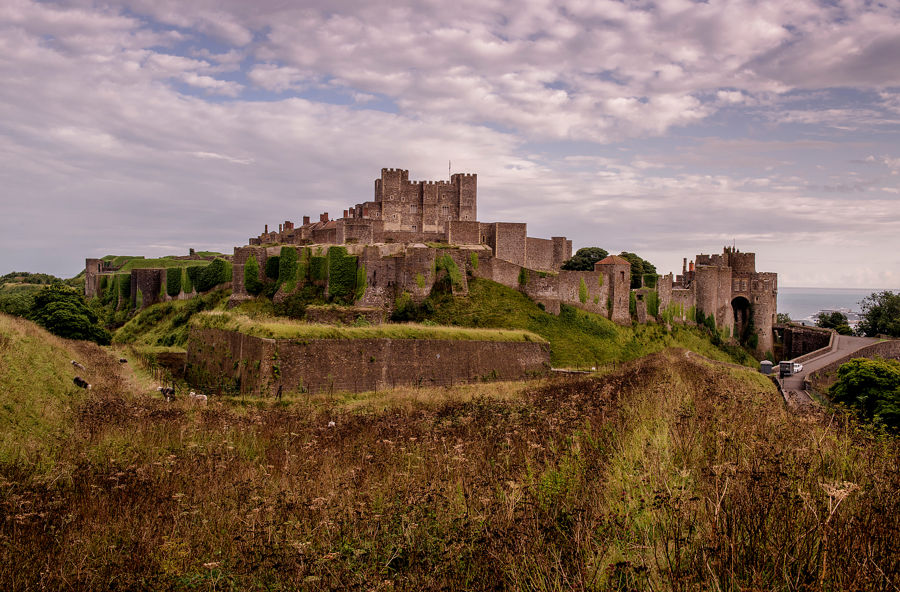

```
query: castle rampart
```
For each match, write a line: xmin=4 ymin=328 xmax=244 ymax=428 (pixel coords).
xmin=187 ymin=327 xmax=550 ymax=395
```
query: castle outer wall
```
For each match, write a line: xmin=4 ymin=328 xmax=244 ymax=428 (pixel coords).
xmin=187 ymin=327 xmax=550 ymax=395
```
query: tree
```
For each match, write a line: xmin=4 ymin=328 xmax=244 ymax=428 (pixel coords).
xmin=29 ymin=284 xmax=111 ymax=344
xmin=829 ymin=358 xmax=900 ymax=429
xmin=857 ymin=291 xmax=900 ymax=337
xmin=815 ymin=311 xmax=853 ymax=335
xmin=561 ymin=247 xmax=608 ymax=271
xmin=618 ymin=252 xmax=656 ymax=289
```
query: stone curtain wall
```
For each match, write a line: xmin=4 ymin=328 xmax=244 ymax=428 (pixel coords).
xmin=525 ymin=237 xmax=555 ymax=271
xmin=783 ymin=325 xmax=833 ymax=360
xmin=186 ymin=327 xmax=550 ymax=396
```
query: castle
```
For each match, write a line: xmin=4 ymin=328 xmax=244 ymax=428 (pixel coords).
xmin=82 ymin=167 xmax=777 ymax=355
xmin=230 ymin=167 xmax=779 ymax=353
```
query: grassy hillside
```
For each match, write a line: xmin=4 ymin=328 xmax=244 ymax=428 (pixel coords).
xmin=424 ymin=277 xmax=756 ymax=368
xmin=0 ymin=314 xmax=149 ymax=463
xmin=112 ymin=289 xmax=230 ymax=347
xmin=1 ymin=343 xmax=896 ymax=590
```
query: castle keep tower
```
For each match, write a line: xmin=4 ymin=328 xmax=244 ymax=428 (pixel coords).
xmin=361 ymin=168 xmax=477 ymax=233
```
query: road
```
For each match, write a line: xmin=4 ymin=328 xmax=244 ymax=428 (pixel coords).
xmin=779 ymin=333 xmax=879 ymax=410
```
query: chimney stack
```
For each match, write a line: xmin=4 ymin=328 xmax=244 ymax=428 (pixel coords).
xmin=303 ymin=216 xmax=310 ymax=225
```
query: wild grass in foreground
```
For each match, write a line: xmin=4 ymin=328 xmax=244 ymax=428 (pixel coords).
xmin=1 ymin=341 xmax=897 ymax=590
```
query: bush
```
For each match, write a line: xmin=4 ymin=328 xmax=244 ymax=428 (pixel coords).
xmin=326 ymin=247 xmax=359 ymax=304
xmin=197 ymin=259 xmax=231 ymax=292
xmin=279 ymin=247 xmax=299 ymax=293
xmin=265 ymin=256 xmax=280 ymax=280
xmin=646 ymin=290 xmax=660 ymax=318
xmin=309 ymin=256 xmax=327 ymax=282
xmin=244 ymin=255 xmax=263 ymax=296
xmin=186 ymin=266 xmax=203 ymax=292
xmin=518 ymin=267 xmax=529 ymax=287
xmin=435 ymin=255 xmax=463 ymax=291
xmin=578 ymin=278 xmax=588 ymax=304
xmin=0 ymin=289 xmax=36 ymax=317
xmin=830 ymin=357 xmax=900 ymax=429
xmin=29 ymin=284 xmax=111 ymax=344
xmin=166 ymin=268 xmax=181 ymax=297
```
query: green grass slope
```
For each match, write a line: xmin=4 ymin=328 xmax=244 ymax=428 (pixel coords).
xmin=425 ymin=278 xmax=757 ymax=368
xmin=112 ymin=289 xmax=230 ymax=348
xmin=0 ymin=314 xmax=141 ymax=463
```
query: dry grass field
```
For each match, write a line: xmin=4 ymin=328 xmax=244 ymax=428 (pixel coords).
xmin=1 ymin=313 xmax=898 ymax=590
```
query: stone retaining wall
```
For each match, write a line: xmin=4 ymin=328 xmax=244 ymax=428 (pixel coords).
xmin=186 ymin=327 xmax=550 ymax=396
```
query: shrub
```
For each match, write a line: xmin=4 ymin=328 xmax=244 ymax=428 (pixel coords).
xmin=518 ymin=267 xmax=529 ymax=287
xmin=830 ymin=358 xmax=900 ymax=429
xmin=469 ymin=251 xmax=479 ymax=271
xmin=279 ymin=247 xmax=299 ymax=293
xmin=166 ymin=268 xmax=181 ymax=297
xmin=28 ymin=284 xmax=111 ymax=344
xmin=309 ymin=256 xmax=327 ymax=282
xmin=646 ymin=290 xmax=659 ymax=318
xmin=197 ymin=259 xmax=231 ymax=292
xmin=265 ymin=256 xmax=280 ymax=280
xmin=326 ymin=246 xmax=359 ymax=304
xmin=355 ymin=264 xmax=367 ymax=301
xmin=243 ymin=255 xmax=263 ymax=296
xmin=435 ymin=255 xmax=463 ymax=291
xmin=186 ymin=266 xmax=203 ymax=293
xmin=629 ymin=291 xmax=637 ymax=318
xmin=578 ymin=278 xmax=588 ymax=304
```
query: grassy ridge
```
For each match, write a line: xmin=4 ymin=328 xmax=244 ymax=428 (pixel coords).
xmin=192 ymin=310 xmax=546 ymax=342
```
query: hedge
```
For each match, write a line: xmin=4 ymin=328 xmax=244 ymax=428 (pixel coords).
xmin=326 ymin=247 xmax=359 ymax=304
xmin=166 ymin=267 xmax=182 ymax=297
xmin=244 ymin=255 xmax=263 ymax=296
xmin=278 ymin=247 xmax=299 ymax=293
xmin=309 ymin=256 xmax=327 ymax=282
xmin=265 ymin=255 xmax=280 ymax=280
xmin=197 ymin=258 xmax=231 ymax=292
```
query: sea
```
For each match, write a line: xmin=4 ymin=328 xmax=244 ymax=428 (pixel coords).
xmin=778 ymin=287 xmax=879 ymax=327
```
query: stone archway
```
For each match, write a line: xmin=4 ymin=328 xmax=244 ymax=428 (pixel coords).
xmin=732 ymin=296 xmax=752 ymax=343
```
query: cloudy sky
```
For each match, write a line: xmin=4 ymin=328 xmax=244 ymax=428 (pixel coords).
xmin=1 ymin=0 xmax=899 ymax=288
